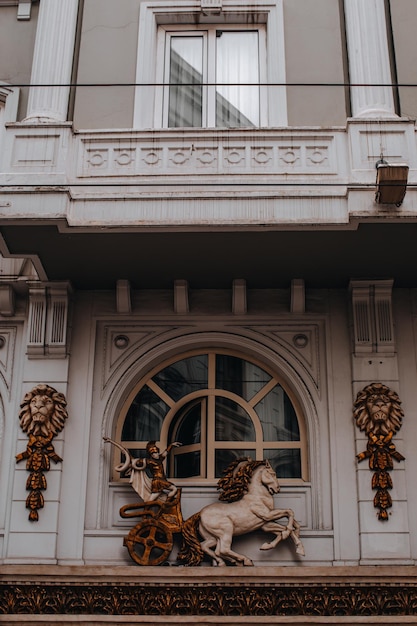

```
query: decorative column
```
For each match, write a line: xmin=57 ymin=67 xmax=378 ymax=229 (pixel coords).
xmin=343 ymin=0 xmax=397 ymax=118
xmin=24 ymin=0 xmax=79 ymax=122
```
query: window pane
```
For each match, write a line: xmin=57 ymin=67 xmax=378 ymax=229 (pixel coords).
xmin=216 ymin=31 xmax=259 ymax=127
xmin=216 ymin=354 xmax=271 ymax=400
xmin=265 ymin=449 xmax=302 ymax=479
xmin=153 ymin=355 xmax=208 ymax=401
xmin=175 ymin=403 xmax=201 ymax=445
xmin=174 ymin=451 xmax=201 ymax=478
xmin=168 ymin=36 xmax=203 ymax=127
xmin=256 ymin=386 xmax=300 ymax=441
xmin=122 ymin=385 xmax=169 ymax=441
xmin=215 ymin=449 xmax=256 ymax=478
xmin=215 ymin=397 xmax=255 ymax=441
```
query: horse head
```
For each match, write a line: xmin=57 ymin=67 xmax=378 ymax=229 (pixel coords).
xmin=261 ymin=461 xmax=281 ymax=495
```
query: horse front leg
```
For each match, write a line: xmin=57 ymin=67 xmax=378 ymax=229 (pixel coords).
xmin=260 ymin=507 xmax=294 ymax=525
xmin=260 ymin=518 xmax=305 ymax=556
xmin=259 ymin=508 xmax=295 ymax=534
xmin=260 ymin=521 xmax=287 ymax=550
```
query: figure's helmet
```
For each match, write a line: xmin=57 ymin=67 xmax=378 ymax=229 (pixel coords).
xmin=146 ymin=440 xmax=159 ymax=455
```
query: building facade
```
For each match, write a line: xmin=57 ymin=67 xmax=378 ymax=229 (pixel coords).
xmin=1 ymin=0 xmax=417 ymax=623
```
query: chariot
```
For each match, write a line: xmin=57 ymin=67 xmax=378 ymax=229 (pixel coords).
xmin=105 ymin=437 xmax=304 ymax=567
xmin=119 ymin=489 xmax=183 ymax=566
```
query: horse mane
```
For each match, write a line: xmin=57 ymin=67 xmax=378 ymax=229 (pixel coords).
xmin=217 ymin=458 xmax=266 ymax=503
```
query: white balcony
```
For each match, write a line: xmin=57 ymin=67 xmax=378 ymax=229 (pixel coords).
xmin=0 ymin=120 xmax=415 ymax=230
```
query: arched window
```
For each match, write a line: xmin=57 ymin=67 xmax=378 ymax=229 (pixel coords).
xmin=114 ymin=350 xmax=308 ymax=482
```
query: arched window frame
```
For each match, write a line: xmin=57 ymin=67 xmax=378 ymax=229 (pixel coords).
xmin=113 ymin=348 xmax=308 ymax=485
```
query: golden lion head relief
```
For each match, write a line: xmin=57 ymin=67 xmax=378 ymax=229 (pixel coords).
xmin=353 ymin=382 xmax=403 ymax=436
xmin=19 ymin=383 xmax=68 ymax=438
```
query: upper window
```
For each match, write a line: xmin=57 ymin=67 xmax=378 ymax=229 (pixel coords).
xmin=134 ymin=0 xmax=287 ymax=129
xmin=114 ymin=350 xmax=308 ymax=483
xmin=158 ymin=26 xmax=265 ymax=128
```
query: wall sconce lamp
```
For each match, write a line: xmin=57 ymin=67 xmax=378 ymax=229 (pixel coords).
xmin=375 ymin=160 xmax=409 ymax=207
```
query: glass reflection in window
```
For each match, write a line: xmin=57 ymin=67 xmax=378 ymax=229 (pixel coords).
xmin=265 ymin=448 xmax=302 ymax=479
xmin=256 ymin=386 xmax=300 ymax=442
xmin=153 ymin=354 xmax=208 ymax=401
xmin=216 ymin=31 xmax=259 ymax=127
xmin=215 ymin=449 xmax=256 ymax=478
xmin=215 ymin=397 xmax=255 ymax=442
xmin=122 ymin=385 xmax=169 ymax=441
xmin=165 ymin=28 xmax=261 ymax=128
xmin=175 ymin=402 xmax=201 ymax=445
xmin=175 ymin=450 xmax=201 ymax=478
xmin=168 ymin=36 xmax=203 ymax=127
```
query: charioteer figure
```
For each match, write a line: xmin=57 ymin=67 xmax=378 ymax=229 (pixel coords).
xmin=103 ymin=437 xmax=181 ymax=502
xmin=138 ymin=440 xmax=181 ymax=501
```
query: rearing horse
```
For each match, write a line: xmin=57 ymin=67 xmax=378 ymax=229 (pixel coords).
xmin=177 ymin=458 xmax=305 ymax=566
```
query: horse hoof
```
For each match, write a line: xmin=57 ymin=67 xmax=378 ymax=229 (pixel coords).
xmin=260 ymin=542 xmax=272 ymax=550
xmin=243 ymin=560 xmax=254 ymax=566
xmin=296 ymin=547 xmax=305 ymax=556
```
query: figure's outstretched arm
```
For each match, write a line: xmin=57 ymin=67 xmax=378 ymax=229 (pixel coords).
xmin=161 ymin=441 xmax=182 ymax=459
xmin=103 ymin=436 xmax=132 ymax=474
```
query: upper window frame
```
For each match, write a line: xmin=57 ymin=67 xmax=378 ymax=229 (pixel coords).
xmin=155 ymin=24 xmax=268 ymax=128
xmin=133 ymin=0 xmax=287 ymax=129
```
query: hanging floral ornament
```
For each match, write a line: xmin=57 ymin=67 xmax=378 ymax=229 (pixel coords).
xmin=16 ymin=384 xmax=68 ymax=521
xmin=353 ymin=382 xmax=405 ymax=521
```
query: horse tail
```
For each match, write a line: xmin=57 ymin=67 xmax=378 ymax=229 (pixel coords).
xmin=177 ymin=512 xmax=203 ymax=566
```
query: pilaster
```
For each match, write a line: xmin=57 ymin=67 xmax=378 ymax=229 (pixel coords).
xmin=24 ymin=0 xmax=79 ymax=122
xmin=349 ymin=280 xmax=411 ymax=563
xmin=343 ymin=0 xmax=396 ymax=118
xmin=5 ymin=282 xmax=72 ymax=563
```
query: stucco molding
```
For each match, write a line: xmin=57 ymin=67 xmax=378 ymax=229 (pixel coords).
xmin=1 ymin=565 xmax=417 ymax=619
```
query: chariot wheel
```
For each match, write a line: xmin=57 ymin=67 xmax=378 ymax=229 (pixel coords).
xmin=124 ymin=519 xmax=173 ymax=566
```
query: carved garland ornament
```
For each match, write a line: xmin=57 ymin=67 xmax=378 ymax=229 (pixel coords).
xmin=16 ymin=384 xmax=68 ymax=521
xmin=1 ymin=580 xmax=417 ymax=616
xmin=353 ymin=382 xmax=405 ymax=520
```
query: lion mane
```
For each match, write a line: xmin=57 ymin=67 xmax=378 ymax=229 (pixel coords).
xmin=353 ymin=382 xmax=403 ymax=436
xmin=19 ymin=383 xmax=68 ymax=437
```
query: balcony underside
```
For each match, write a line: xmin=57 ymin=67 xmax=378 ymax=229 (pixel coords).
xmin=0 ymin=221 xmax=416 ymax=290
